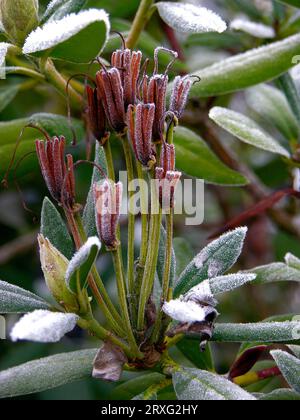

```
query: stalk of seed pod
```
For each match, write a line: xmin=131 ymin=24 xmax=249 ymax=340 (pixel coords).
xmin=94 ymin=180 xmax=123 ymax=250
xmin=127 ymin=103 xmax=156 ymax=168
xmin=86 ymin=85 xmax=109 ymax=144
xmin=96 ymin=68 xmax=126 ymax=134
xmin=35 ymin=136 xmax=76 ymax=210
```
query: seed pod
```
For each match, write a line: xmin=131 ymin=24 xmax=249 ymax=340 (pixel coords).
xmin=38 ymin=235 xmax=78 ymax=312
xmin=155 ymin=168 xmax=181 ymax=209
xmin=169 ymin=75 xmax=192 ymax=118
xmin=94 ymin=180 xmax=123 ymax=250
xmin=35 ymin=136 xmax=76 ymax=210
xmin=160 ymin=142 xmax=175 ymax=174
xmin=0 ymin=0 xmax=39 ymax=45
xmin=86 ymin=85 xmax=109 ymax=144
xmin=127 ymin=103 xmax=156 ymax=168
xmin=96 ymin=68 xmax=126 ymax=134
xmin=145 ymin=74 xmax=168 ymax=142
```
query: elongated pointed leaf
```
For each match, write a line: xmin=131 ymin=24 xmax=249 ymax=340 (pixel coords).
xmin=0 ymin=280 xmax=49 ymax=314
xmin=83 ymin=142 xmax=107 ymax=237
xmin=209 ymin=273 xmax=256 ymax=295
xmin=174 ymin=227 xmax=247 ymax=297
xmin=260 ymin=389 xmax=300 ymax=400
xmin=209 ymin=107 xmax=290 ymax=157
xmin=42 ymin=0 xmax=86 ymax=23
xmin=271 ymin=350 xmax=300 ymax=393
xmin=277 ymin=74 xmax=300 ymax=123
xmin=173 ymin=237 xmax=194 ymax=278
xmin=173 ymin=368 xmax=255 ymax=400
xmin=177 ymin=338 xmax=214 ymax=371
xmin=250 ymin=263 xmax=300 ymax=284
xmin=41 ymin=197 xmax=73 ymax=259
xmin=156 ymin=2 xmax=227 ymax=34
xmin=188 ymin=33 xmax=300 ymax=97
xmin=277 ymin=0 xmax=300 ymax=7
xmin=0 ymin=84 xmax=19 ymax=113
xmin=212 ymin=322 xmax=300 ymax=343
xmin=230 ymin=19 xmax=275 ymax=39
xmin=23 ymin=9 xmax=110 ymax=63
xmin=0 ymin=348 xmax=97 ymax=398
xmin=66 ymin=237 xmax=101 ymax=293
xmin=109 ymin=373 xmax=165 ymax=400
xmin=174 ymin=127 xmax=248 ymax=186
xmin=246 ymin=84 xmax=299 ymax=141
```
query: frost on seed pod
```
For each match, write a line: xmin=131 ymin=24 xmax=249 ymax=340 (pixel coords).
xmin=111 ymin=48 xmax=142 ymax=109
xmin=155 ymin=168 xmax=181 ymax=210
xmin=35 ymin=136 xmax=76 ymax=210
xmin=169 ymin=75 xmax=193 ymax=119
xmin=127 ymin=103 xmax=156 ymax=168
xmin=96 ymin=68 xmax=126 ymax=134
xmin=93 ymin=180 xmax=122 ymax=250
xmin=163 ymin=280 xmax=219 ymax=351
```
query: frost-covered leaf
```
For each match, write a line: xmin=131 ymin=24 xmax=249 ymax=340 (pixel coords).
xmin=189 ymin=33 xmax=300 ymax=97
xmin=271 ymin=350 xmax=300 ymax=393
xmin=285 ymin=253 xmax=300 ymax=270
xmin=230 ymin=18 xmax=275 ymax=39
xmin=83 ymin=142 xmax=107 ymax=237
xmin=212 ymin=321 xmax=300 ymax=343
xmin=156 ymin=2 xmax=227 ymax=34
xmin=0 ymin=42 xmax=12 ymax=68
xmin=250 ymin=263 xmax=300 ymax=284
xmin=41 ymin=197 xmax=73 ymax=259
xmin=174 ymin=227 xmax=247 ymax=297
xmin=278 ymin=73 xmax=300 ymax=124
xmin=173 ymin=368 xmax=255 ymax=400
xmin=0 ymin=280 xmax=49 ymax=314
xmin=0 ymin=84 xmax=19 ymax=113
xmin=209 ymin=107 xmax=290 ymax=157
xmin=177 ymin=338 xmax=214 ymax=371
xmin=157 ymin=225 xmax=176 ymax=288
xmin=173 ymin=237 xmax=194 ymax=278
xmin=10 ymin=310 xmax=78 ymax=343
xmin=66 ymin=237 xmax=101 ymax=293
xmin=276 ymin=0 xmax=300 ymax=8
xmin=42 ymin=0 xmax=86 ymax=22
xmin=209 ymin=273 xmax=256 ymax=295
xmin=260 ymin=389 xmax=300 ymax=400
xmin=246 ymin=84 xmax=299 ymax=141
xmin=0 ymin=348 xmax=97 ymax=398
xmin=174 ymin=127 xmax=248 ymax=186
xmin=23 ymin=9 xmax=110 ymax=63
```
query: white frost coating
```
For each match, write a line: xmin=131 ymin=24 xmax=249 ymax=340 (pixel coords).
xmin=194 ymin=227 xmax=248 ymax=270
xmin=285 ymin=252 xmax=300 ymax=268
xmin=65 ymin=237 xmax=101 ymax=284
xmin=162 ymin=300 xmax=206 ymax=323
xmin=183 ymin=280 xmax=214 ymax=303
xmin=10 ymin=310 xmax=78 ymax=343
xmin=230 ymin=18 xmax=275 ymax=39
xmin=44 ymin=0 xmax=63 ymax=15
xmin=293 ymin=168 xmax=300 ymax=193
xmin=156 ymin=2 xmax=227 ymax=34
xmin=0 ymin=43 xmax=11 ymax=67
xmin=209 ymin=273 xmax=257 ymax=295
xmin=23 ymin=9 xmax=110 ymax=54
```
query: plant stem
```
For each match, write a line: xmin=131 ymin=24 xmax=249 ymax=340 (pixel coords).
xmin=121 ymin=138 xmax=136 ymax=297
xmin=5 ymin=66 xmax=45 ymax=81
xmin=126 ymin=0 xmax=155 ymax=49
xmin=233 ymin=367 xmax=281 ymax=387
xmin=42 ymin=58 xmax=82 ymax=109
xmin=112 ymin=248 xmax=142 ymax=358
xmin=103 ymin=139 xmax=116 ymax=182
xmin=142 ymin=378 xmax=173 ymax=399
xmin=137 ymin=173 xmax=162 ymax=332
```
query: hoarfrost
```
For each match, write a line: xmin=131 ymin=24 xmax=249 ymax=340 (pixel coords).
xmin=230 ymin=18 xmax=275 ymax=39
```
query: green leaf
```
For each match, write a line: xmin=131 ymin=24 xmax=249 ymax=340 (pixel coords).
xmin=157 ymin=225 xmax=176 ymax=288
xmin=174 ymin=227 xmax=247 ymax=298
xmin=42 ymin=0 xmax=86 ymax=23
xmin=188 ymin=33 xmax=300 ymax=97
xmin=0 ymin=280 xmax=49 ymax=314
xmin=271 ymin=350 xmax=300 ymax=393
xmin=0 ymin=348 xmax=97 ymax=398
xmin=66 ymin=237 xmax=101 ymax=293
xmin=23 ymin=9 xmax=110 ymax=63
xmin=212 ymin=322 xmax=300 ymax=343
xmin=177 ymin=338 xmax=214 ymax=371
xmin=83 ymin=142 xmax=107 ymax=237
xmin=209 ymin=273 xmax=256 ymax=295
xmin=246 ymin=84 xmax=299 ymax=141
xmin=209 ymin=107 xmax=290 ymax=157
xmin=0 ymin=84 xmax=19 ymax=113
xmin=84 ymin=0 xmax=140 ymax=18
xmin=109 ymin=373 xmax=165 ymax=400
xmin=173 ymin=237 xmax=194 ymax=278
xmin=277 ymin=74 xmax=300 ymax=123
xmin=260 ymin=389 xmax=300 ymax=400
xmin=250 ymin=263 xmax=300 ymax=284
xmin=174 ymin=126 xmax=248 ymax=186
xmin=285 ymin=253 xmax=300 ymax=270
xmin=41 ymin=197 xmax=73 ymax=259
xmin=276 ymin=0 xmax=300 ymax=7
xmin=155 ymin=2 xmax=227 ymax=34
xmin=0 ymin=113 xmax=84 ymax=146
xmin=173 ymin=368 xmax=255 ymax=400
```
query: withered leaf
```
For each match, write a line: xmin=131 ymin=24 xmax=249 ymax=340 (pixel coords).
xmin=92 ymin=341 xmax=128 ymax=382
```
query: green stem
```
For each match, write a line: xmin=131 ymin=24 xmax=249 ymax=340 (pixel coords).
xmin=42 ymin=58 xmax=82 ymax=109
xmin=5 ymin=66 xmax=45 ymax=81
xmin=126 ymin=0 xmax=155 ymax=49
xmin=137 ymin=173 xmax=162 ymax=332
xmin=122 ymin=138 xmax=135 ymax=297
xmin=112 ymin=248 xmax=142 ymax=358
xmin=103 ymin=139 xmax=116 ymax=182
